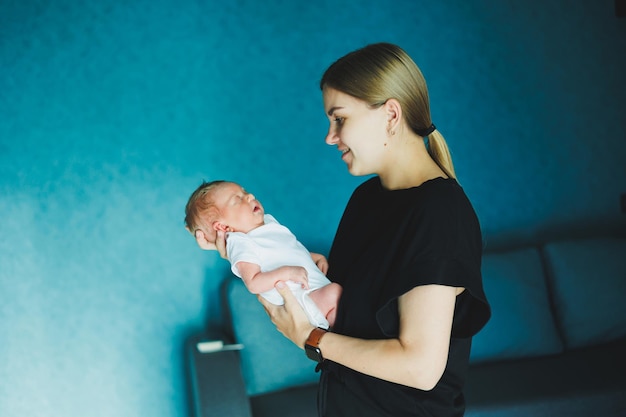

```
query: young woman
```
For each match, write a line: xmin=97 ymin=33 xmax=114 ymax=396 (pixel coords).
xmin=197 ymin=42 xmax=491 ymax=417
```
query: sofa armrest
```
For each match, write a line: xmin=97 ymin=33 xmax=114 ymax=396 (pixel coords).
xmin=187 ymin=334 xmax=252 ymax=417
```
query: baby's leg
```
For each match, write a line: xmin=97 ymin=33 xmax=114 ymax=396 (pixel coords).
xmin=308 ymin=283 xmax=342 ymax=328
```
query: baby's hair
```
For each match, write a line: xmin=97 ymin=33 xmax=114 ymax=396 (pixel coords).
xmin=184 ymin=180 xmax=226 ymax=241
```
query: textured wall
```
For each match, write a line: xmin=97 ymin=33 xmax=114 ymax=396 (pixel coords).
xmin=1 ymin=1 xmax=625 ymax=416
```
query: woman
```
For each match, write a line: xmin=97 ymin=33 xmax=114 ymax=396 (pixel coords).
xmin=197 ymin=42 xmax=490 ymax=417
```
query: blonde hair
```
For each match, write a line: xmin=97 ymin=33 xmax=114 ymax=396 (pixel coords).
xmin=320 ymin=42 xmax=456 ymax=179
xmin=184 ymin=180 xmax=226 ymax=241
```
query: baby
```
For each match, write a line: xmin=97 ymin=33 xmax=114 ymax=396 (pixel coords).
xmin=184 ymin=180 xmax=342 ymax=329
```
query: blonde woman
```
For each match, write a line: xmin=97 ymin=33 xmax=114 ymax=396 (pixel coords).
xmin=197 ymin=43 xmax=491 ymax=417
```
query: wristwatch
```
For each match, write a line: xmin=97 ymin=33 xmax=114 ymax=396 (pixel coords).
xmin=304 ymin=327 xmax=327 ymax=363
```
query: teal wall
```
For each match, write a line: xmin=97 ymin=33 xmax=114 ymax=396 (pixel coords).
xmin=1 ymin=1 xmax=625 ymax=416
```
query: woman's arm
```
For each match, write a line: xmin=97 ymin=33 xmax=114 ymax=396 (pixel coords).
xmin=259 ymin=282 xmax=461 ymax=391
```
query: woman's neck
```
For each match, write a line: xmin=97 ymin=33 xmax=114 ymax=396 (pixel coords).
xmin=378 ymin=138 xmax=448 ymax=190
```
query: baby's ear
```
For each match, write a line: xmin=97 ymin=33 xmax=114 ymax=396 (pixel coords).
xmin=212 ymin=221 xmax=230 ymax=232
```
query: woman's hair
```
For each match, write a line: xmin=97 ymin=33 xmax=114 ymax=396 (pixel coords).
xmin=184 ymin=180 xmax=226 ymax=241
xmin=320 ymin=42 xmax=456 ymax=179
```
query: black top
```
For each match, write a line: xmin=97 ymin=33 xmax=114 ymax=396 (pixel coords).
xmin=320 ymin=176 xmax=490 ymax=417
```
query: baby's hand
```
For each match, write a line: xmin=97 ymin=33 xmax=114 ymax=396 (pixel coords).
xmin=277 ymin=266 xmax=309 ymax=290
xmin=311 ymin=252 xmax=329 ymax=275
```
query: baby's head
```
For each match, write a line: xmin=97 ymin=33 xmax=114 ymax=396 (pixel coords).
xmin=184 ymin=180 xmax=265 ymax=243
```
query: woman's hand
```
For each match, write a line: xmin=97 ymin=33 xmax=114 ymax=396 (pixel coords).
xmin=258 ymin=281 xmax=315 ymax=349
xmin=194 ymin=230 xmax=227 ymax=259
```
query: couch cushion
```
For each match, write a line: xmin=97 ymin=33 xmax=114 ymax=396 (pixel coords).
xmin=470 ymin=247 xmax=563 ymax=363
xmin=224 ymin=277 xmax=319 ymax=396
xmin=543 ymin=237 xmax=626 ymax=349
xmin=465 ymin=339 xmax=626 ymax=417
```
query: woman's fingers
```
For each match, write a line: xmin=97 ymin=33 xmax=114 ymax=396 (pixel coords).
xmin=194 ymin=230 xmax=228 ymax=259
xmin=274 ymin=280 xmax=299 ymax=308
xmin=194 ymin=230 xmax=217 ymax=250
xmin=214 ymin=230 xmax=227 ymax=259
xmin=258 ymin=282 xmax=308 ymax=342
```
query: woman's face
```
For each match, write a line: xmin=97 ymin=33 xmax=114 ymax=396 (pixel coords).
xmin=322 ymin=87 xmax=389 ymax=177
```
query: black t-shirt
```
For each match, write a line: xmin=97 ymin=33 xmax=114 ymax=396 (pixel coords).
xmin=320 ymin=176 xmax=490 ymax=417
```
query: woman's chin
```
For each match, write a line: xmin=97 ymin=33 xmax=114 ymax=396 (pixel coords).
xmin=347 ymin=166 xmax=368 ymax=177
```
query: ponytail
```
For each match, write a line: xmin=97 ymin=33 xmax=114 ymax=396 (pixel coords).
xmin=427 ymin=130 xmax=456 ymax=179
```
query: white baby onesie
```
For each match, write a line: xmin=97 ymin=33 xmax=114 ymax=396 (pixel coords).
xmin=227 ymin=214 xmax=331 ymax=329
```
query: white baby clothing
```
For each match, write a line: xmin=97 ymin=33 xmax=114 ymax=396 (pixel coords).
xmin=227 ymin=214 xmax=332 ymax=329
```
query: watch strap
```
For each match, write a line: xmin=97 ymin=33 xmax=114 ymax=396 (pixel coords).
xmin=305 ymin=327 xmax=327 ymax=349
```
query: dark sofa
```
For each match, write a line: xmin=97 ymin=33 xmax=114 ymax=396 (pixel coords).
xmin=187 ymin=236 xmax=626 ymax=416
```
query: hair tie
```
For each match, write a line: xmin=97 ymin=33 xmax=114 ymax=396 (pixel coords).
xmin=417 ymin=123 xmax=436 ymax=137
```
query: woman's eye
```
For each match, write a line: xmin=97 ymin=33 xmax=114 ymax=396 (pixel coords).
xmin=334 ymin=117 xmax=344 ymax=124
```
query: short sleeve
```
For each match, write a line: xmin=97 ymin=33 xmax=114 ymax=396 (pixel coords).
xmin=376 ymin=257 xmax=490 ymax=338
xmin=374 ymin=185 xmax=490 ymax=339
xmin=227 ymin=232 xmax=261 ymax=278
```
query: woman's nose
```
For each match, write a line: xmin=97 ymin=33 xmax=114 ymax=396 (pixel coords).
xmin=325 ymin=128 xmax=338 ymax=145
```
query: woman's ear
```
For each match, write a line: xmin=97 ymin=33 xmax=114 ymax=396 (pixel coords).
xmin=384 ymin=98 xmax=402 ymax=134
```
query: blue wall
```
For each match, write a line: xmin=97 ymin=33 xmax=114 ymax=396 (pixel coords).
xmin=1 ymin=1 xmax=624 ymax=416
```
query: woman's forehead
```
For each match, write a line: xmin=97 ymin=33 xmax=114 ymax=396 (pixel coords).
xmin=323 ymin=88 xmax=364 ymax=113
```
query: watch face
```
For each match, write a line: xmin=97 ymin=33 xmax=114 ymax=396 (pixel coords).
xmin=305 ymin=344 xmax=323 ymax=363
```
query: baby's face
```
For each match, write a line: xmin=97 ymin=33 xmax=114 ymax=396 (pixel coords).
xmin=212 ymin=183 xmax=265 ymax=233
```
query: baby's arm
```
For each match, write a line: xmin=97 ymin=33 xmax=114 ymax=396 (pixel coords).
xmin=310 ymin=252 xmax=329 ymax=275
xmin=236 ymin=262 xmax=309 ymax=294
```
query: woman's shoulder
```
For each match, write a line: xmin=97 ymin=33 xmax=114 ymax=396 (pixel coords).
xmin=343 ymin=176 xmax=382 ymax=206
xmin=417 ymin=178 xmax=473 ymax=208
